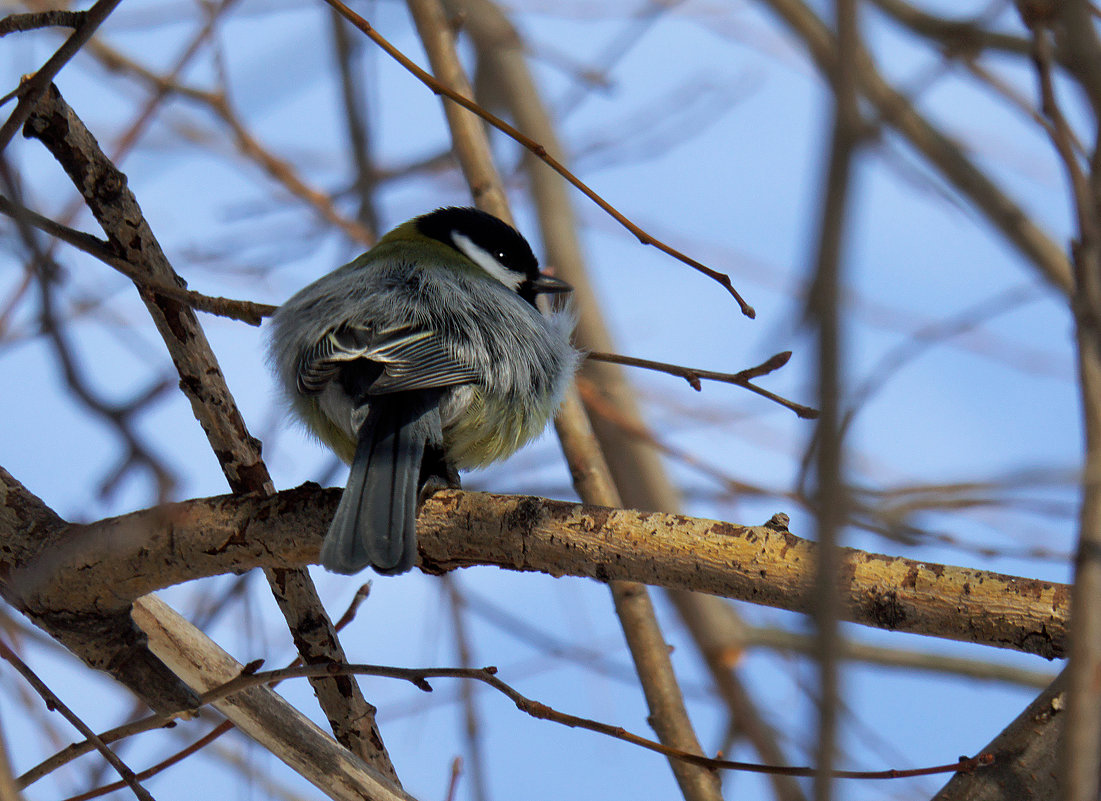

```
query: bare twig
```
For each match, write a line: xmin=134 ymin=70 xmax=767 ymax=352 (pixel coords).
xmin=131 ymin=596 xmax=411 ymax=801
xmin=20 ymin=581 xmax=376 ymax=791
xmin=59 ymin=724 xmax=229 ymax=801
xmin=587 ymin=350 xmax=818 ymax=418
xmin=0 ymin=640 xmax=155 ymax=801
xmin=0 ymin=0 xmax=121 ymax=147
xmin=19 ymin=653 xmax=995 ymax=790
xmin=108 ymin=660 xmax=997 ymax=781
xmin=222 ymin=663 xmax=992 ymax=780
xmin=0 ymin=10 xmax=85 ymax=36
xmin=326 ymin=0 xmax=755 ymax=316
xmin=0 ymin=193 xmax=275 ymax=325
xmin=34 ymin=580 xmax=377 ymax=799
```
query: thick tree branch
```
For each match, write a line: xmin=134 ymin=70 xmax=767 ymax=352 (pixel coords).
xmin=3 ymin=484 xmax=1069 ymax=660
xmin=0 ymin=470 xmax=199 ymax=715
xmin=933 ymin=669 xmax=1066 ymax=800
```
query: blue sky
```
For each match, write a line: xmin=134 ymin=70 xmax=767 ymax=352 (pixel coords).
xmin=0 ymin=0 xmax=1078 ymax=798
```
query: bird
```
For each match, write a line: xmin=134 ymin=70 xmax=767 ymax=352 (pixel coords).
xmin=268 ymin=206 xmax=580 ymax=575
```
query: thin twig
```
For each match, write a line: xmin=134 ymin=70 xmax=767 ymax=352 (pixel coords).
xmin=197 ymin=662 xmax=995 ymax=780
xmin=0 ymin=194 xmax=275 ymax=325
xmin=587 ymin=350 xmax=819 ymax=418
xmin=0 ymin=640 xmax=155 ymax=801
xmin=20 ymin=581 xmax=376 ymax=794
xmin=20 ymin=656 xmax=995 ymax=789
xmin=59 ymin=724 xmax=229 ymax=801
xmin=323 ymin=0 xmax=755 ymax=317
xmin=0 ymin=0 xmax=122 ymax=146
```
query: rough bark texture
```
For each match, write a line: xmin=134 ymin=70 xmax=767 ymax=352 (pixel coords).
xmin=0 ymin=468 xmax=199 ymax=712
xmin=21 ymin=84 xmax=398 ymax=779
xmin=933 ymin=669 xmax=1065 ymax=800
xmin=133 ymin=596 xmax=416 ymax=801
xmin=4 ymin=485 xmax=1069 ymax=659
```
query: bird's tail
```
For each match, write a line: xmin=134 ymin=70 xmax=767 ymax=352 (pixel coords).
xmin=321 ymin=394 xmax=442 ymax=574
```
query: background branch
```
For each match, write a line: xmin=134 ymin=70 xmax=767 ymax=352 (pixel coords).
xmin=404 ymin=2 xmax=721 ymax=797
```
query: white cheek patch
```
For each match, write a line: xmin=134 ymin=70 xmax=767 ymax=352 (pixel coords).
xmin=452 ymin=231 xmax=524 ymax=290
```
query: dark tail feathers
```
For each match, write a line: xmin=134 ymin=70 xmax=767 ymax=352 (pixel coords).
xmin=321 ymin=393 xmax=441 ymax=574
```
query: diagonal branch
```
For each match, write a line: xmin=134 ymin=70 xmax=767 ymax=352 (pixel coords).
xmin=0 ymin=640 xmax=155 ymax=801
xmin=758 ymin=0 xmax=1074 ymax=295
xmin=403 ymin=2 xmax=723 ymax=798
xmin=19 ymin=83 xmax=399 ymax=781
xmin=0 ymin=193 xmax=275 ymax=325
xmin=0 ymin=0 xmax=122 ymax=150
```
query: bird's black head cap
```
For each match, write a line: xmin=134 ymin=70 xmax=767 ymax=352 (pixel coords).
xmin=416 ymin=206 xmax=540 ymax=282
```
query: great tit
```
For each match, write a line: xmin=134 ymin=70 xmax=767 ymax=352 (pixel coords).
xmin=269 ymin=206 xmax=580 ymax=575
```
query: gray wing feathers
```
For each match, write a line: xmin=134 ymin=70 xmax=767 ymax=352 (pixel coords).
xmin=369 ymin=333 xmax=481 ymax=393
xmin=297 ymin=324 xmax=479 ymax=397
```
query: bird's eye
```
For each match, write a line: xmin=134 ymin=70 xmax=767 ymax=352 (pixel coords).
xmin=495 ymin=251 xmax=507 ymax=262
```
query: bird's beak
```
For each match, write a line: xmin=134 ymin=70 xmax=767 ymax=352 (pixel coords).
xmin=532 ymin=272 xmax=572 ymax=295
